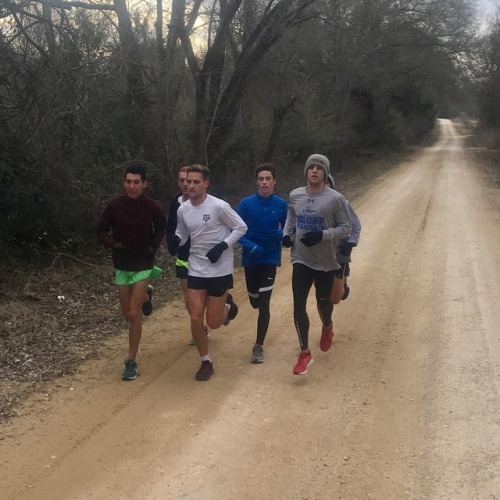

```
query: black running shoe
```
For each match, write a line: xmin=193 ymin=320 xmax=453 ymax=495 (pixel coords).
xmin=195 ymin=360 xmax=214 ymax=381
xmin=223 ymin=293 xmax=239 ymax=325
xmin=142 ymin=285 xmax=154 ymax=316
xmin=122 ymin=359 xmax=138 ymax=380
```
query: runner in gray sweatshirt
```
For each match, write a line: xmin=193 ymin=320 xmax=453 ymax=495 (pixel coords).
xmin=283 ymin=154 xmax=351 ymax=375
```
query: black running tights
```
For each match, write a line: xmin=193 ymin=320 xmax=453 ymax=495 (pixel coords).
xmin=249 ymin=290 xmax=272 ymax=345
xmin=292 ymin=263 xmax=334 ymax=350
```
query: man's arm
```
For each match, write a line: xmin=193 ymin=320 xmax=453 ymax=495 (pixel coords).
xmin=151 ymin=203 xmax=167 ymax=248
xmin=205 ymin=203 xmax=247 ymax=263
xmin=236 ymin=199 xmax=263 ymax=253
xmin=282 ymin=196 xmax=296 ymax=247
xmin=219 ymin=202 xmax=248 ymax=247
xmin=96 ymin=204 xmax=116 ymax=249
xmin=346 ymin=203 xmax=361 ymax=245
xmin=174 ymin=209 xmax=190 ymax=247
xmin=166 ymin=197 xmax=179 ymax=236
xmin=321 ymin=195 xmax=352 ymax=244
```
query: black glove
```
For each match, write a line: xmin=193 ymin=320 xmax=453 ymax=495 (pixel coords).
xmin=300 ymin=231 xmax=323 ymax=247
xmin=206 ymin=241 xmax=228 ymax=263
xmin=167 ymin=234 xmax=181 ymax=255
xmin=339 ymin=241 xmax=356 ymax=257
xmin=282 ymin=235 xmax=293 ymax=248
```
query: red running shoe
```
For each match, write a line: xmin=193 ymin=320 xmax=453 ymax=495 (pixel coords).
xmin=293 ymin=351 xmax=313 ymax=375
xmin=320 ymin=324 xmax=334 ymax=352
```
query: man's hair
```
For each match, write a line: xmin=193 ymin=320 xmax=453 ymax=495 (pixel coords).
xmin=178 ymin=165 xmax=190 ymax=174
xmin=255 ymin=163 xmax=276 ymax=179
xmin=122 ymin=160 xmax=149 ymax=182
xmin=188 ymin=164 xmax=210 ymax=180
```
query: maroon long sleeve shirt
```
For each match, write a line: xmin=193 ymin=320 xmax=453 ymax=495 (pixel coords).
xmin=96 ymin=193 xmax=166 ymax=271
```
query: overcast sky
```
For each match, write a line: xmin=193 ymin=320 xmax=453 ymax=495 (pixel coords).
xmin=478 ymin=0 xmax=499 ymax=18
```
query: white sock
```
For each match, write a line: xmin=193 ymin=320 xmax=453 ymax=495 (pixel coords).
xmin=201 ymin=354 xmax=211 ymax=362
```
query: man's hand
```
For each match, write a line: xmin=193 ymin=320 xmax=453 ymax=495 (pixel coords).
xmin=206 ymin=241 xmax=229 ymax=263
xmin=300 ymin=231 xmax=323 ymax=247
xmin=167 ymin=234 xmax=181 ymax=255
xmin=112 ymin=241 xmax=124 ymax=249
xmin=282 ymin=235 xmax=293 ymax=248
xmin=339 ymin=241 xmax=356 ymax=257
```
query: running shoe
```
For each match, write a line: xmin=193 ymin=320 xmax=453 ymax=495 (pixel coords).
xmin=293 ymin=351 xmax=313 ymax=375
xmin=223 ymin=293 xmax=239 ymax=325
xmin=320 ymin=324 xmax=334 ymax=352
xmin=195 ymin=360 xmax=214 ymax=381
xmin=342 ymin=282 xmax=350 ymax=301
xmin=142 ymin=285 xmax=154 ymax=316
xmin=122 ymin=359 xmax=138 ymax=380
xmin=251 ymin=344 xmax=264 ymax=364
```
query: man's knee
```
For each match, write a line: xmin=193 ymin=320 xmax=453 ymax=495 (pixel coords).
xmin=249 ymin=296 xmax=259 ymax=309
xmin=206 ymin=317 xmax=223 ymax=329
xmin=190 ymin=310 xmax=205 ymax=324
xmin=127 ymin=306 xmax=141 ymax=323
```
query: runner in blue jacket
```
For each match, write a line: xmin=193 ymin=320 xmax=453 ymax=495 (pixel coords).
xmin=237 ymin=164 xmax=288 ymax=364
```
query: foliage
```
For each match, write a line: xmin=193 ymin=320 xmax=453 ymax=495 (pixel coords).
xmin=476 ymin=16 xmax=500 ymax=129
xmin=0 ymin=0 xmax=483 ymax=253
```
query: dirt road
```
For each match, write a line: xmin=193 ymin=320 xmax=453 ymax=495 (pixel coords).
xmin=2 ymin=119 xmax=500 ymax=499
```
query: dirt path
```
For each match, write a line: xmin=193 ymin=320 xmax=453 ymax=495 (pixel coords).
xmin=2 ymin=119 xmax=500 ymax=499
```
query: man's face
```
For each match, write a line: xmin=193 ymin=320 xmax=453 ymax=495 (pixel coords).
xmin=178 ymin=170 xmax=189 ymax=197
xmin=256 ymin=170 xmax=276 ymax=197
xmin=186 ymin=172 xmax=208 ymax=201
xmin=124 ymin=173 xmax=147 ymax=199
xmin=306 ymin=165 xmax=326 ymax=186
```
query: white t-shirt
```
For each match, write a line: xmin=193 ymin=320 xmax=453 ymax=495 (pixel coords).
xmin=176 ymin=194 xmax=247 ymax=277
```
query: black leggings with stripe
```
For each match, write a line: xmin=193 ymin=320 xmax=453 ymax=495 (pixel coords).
xmin=292 ymin=263 xmax=334 ymax=350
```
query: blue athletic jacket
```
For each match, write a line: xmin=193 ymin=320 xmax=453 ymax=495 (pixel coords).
xmin=237 ymin=193 xmax=288 ymax=267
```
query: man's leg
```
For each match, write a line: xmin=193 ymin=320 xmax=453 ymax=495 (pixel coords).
xmin=330 ymin=275 xmax=345 ymax=305
xmin=315 ymin=270 xmax=335 ymax=352
xmin=292 ymin=264 xmax=315 ymax=375
xmin=187 ymin=288 xmax=209 ymax=356
xmin=180 ymin=278 xmax=190 ymax=312
xmin=118 ymin=279 xmax=150 ymax=361
xmin=205 ymin=293 xmax=229 ymax=330
xmin=255 ymin=289 xmax=272 ymax=345
xmin=188 ymin=287 xmax=216 ymax=381
xmin=292 ymin=263 xmax=314 ymax=351
xmin=330 ymin=264 xmax=348 ymax=304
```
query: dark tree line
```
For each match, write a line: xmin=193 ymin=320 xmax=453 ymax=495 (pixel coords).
xmin=0 ymin=0 xmax=484 ymax=254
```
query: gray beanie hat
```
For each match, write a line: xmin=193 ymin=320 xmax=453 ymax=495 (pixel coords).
xmin=327 ymin=174 xmax=335 ymax=188
xmin=304 ymin=154 xmax=330 ymax=179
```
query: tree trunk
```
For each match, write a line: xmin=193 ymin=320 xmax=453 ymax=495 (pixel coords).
xmin=113 ymin=0 xmax=148 ymax=108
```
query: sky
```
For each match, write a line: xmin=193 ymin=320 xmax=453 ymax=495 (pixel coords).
xmin=478 ymin=0 xmax=499 ymax=19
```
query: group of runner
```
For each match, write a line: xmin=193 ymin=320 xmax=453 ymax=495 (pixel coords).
xmin=96 ymin=155 xmax=361 ymax=382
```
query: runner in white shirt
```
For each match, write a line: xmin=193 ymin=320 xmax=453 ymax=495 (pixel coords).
xmin=172 ymin=164 xmax=247 ymax=381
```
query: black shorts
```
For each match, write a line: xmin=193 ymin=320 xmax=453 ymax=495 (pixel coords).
xmin=334 ymin=262 xmax=350 ymax=279
xmin=244 ymin=265 xmax=277 ymax=296
xmin=187 ymin=274 xmax=234 ymax=297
